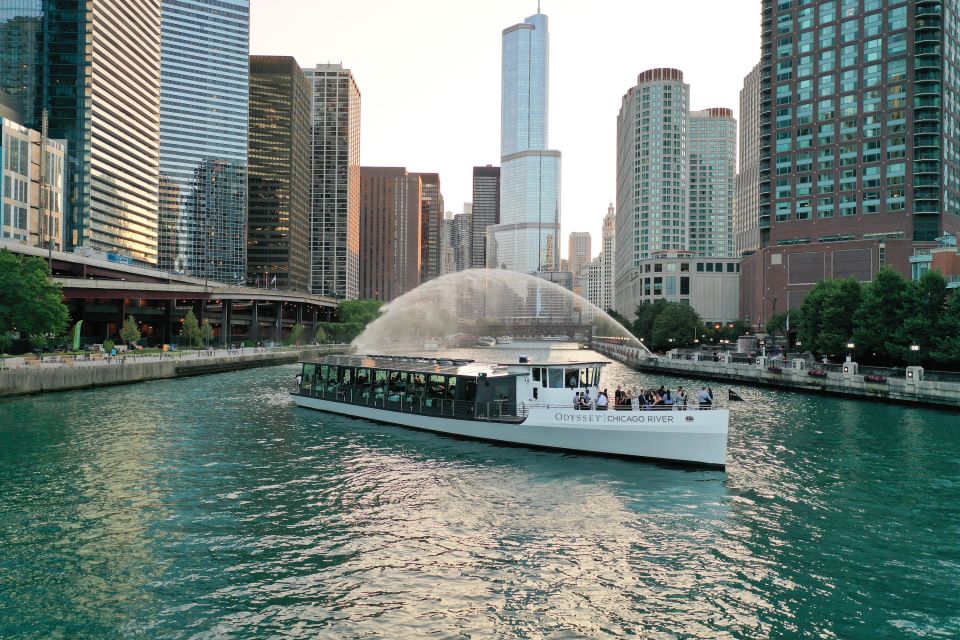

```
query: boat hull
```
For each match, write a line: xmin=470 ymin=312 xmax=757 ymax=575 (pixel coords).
xmin=292 ymin=395 xmax=727 ymax=468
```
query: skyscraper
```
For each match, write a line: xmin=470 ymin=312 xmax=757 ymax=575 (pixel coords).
xmin=418 ymin=172 xmax=444 ymax=283
xmin=735 ymin=64 xmax=761 ymax=257
xmin=359 ymin=167 xmax=422 ymax=302
xmin=567 ymin=230 xmax=591 ymax=296
xmin=689 ymin=108 xmax=736 ymax=258
xmin=0 ymin=1 xmax=162 ymax=263
xmin=741 ymin=0 xmax=960 ymax=328
xmin=248 ymin=55 xmax=311 ymax=292
xmin=306 ymin=63 xmax=361 ymax=300
xmin=615 ymin=68 xmax=690 ymax=316
xmin=600 ymin=203 xmax=616 ymax=312
xmin=159 ymin=0 xmax=248 ymax=282
xmin=487 ymin=10 xmax=561 ymax=273
xmin=471 ymin=165 xmax=500 ymax=268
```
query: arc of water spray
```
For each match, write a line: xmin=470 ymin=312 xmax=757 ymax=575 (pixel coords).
xmin=352 ymin=268 xmax=652 ymax=356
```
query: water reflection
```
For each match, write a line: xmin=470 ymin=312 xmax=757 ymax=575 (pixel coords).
xmin=1 ymin=350 xmax=958 ymax=638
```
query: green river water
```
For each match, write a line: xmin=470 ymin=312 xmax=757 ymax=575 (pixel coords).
xmin=1 ymin=346 xmax=958 ymax=639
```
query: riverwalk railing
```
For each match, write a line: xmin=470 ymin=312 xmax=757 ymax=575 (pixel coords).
xmin=0 ymin=344 xmax=351 ymax=373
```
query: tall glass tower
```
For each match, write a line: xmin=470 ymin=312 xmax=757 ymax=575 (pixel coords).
xmin=0 ymin=0 xmax=161 ymax=263
xmin=487 ymin=10 xmax=561 ymax=273
xmin=159 ymin=0 xmax=249 ymax=283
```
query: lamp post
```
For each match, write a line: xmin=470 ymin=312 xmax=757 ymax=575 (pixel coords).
xmin=846 ymin=342 xmax=855 ymax=362
xmin=910 ymin=344 xmax=920 ymax=366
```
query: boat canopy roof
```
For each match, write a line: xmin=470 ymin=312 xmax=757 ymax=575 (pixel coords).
xmin=310 ymin=354 xmax=609 ymax=379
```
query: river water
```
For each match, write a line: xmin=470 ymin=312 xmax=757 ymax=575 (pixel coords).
xmin=1 ymin=345 xmax=958 ymax=639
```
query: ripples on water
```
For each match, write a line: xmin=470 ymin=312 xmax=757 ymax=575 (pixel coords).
xmin=1 ymin=346 xmax=958 ymax=639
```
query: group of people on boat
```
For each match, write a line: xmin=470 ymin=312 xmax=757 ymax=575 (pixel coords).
xmin=573 ymin=385 xmax=714 ymax=411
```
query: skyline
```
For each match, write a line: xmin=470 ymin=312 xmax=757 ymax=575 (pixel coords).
xmin=249 ymin=0 xmax=760 ymax=259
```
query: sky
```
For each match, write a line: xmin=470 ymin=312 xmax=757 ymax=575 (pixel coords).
xmin=250 ymin=0 xmax=761 ymax=260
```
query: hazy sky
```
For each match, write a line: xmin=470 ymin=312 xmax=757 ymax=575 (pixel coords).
xmin=250 ymin=0 xmax=760 ymax=260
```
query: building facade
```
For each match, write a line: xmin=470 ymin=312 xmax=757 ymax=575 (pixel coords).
xmin=247 ymin=55 xmax=311 ymax=292
xmin=735 ymin=63 xmax=762 ymax=256
xmin=689 ymin=108 xmax=736 ymax=258
xmin=615 ymin=68 xmax=690 ymax=317
xmin=567 ymin=231 xmax=591 ymax=279
xmin=418 ymin=172 xmax=444 ymax=283
xmin=634 ymin=251 xmax=740 ymax=325
xmin=0 ymin=115 xmax=65 ymax=249
xmin=307 ymin=63 xmax=361 ymax=299
xmin=471 ymin=164 xmax=499 ymax=269
xmin=487 ymin=11 xmax=561 ymax=273
xmin=359 ymin=166 xmax=422 ymax=302
xmin=0 ymin=1 xmax=162 ymax=263
xmin=741 ymin=0 xmax=960 ymax=328
xmin=159 ymin=0 xmax=248 ymax=283
xmin=452 ymin=210 xmax=472 ymax=272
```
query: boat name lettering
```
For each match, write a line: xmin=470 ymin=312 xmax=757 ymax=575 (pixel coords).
xmin=553 ymin=413 xmax=676 ymax=424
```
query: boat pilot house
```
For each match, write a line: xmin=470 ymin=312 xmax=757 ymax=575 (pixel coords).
xmin=297 ymin=355 xmax=605 ymax=421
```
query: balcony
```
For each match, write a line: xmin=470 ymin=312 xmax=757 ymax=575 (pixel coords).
xmin=915 ymin=135 xmax=941 ymax=149
xmin=914 ymin=188 xmax=940 ymax=201
xmin=915 ymin=82 xmax=942 ymax=96
xmin=915 ymin=161 xmax=941 ymax=174
xmin=914 ymin=202 xmax=941 ymax=213
xmin=915 ymin=108 xmax=940 ymax=121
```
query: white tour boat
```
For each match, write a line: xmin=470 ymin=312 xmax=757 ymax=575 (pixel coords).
xmin=496 ymin=336 xmax=513 ymax=345
xmin=292 ymin=355 xmax=728 ymax=468
xmin=476 ymin=336 xmax=497 ymax=347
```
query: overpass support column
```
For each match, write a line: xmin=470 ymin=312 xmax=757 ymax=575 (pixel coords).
xmin=275 ymin=301 xmax=283 ymax=343
xmin=221 ymin=301 xmax=231 ymax=346
xmin=250 ymin=301 xmax=260 ymax=340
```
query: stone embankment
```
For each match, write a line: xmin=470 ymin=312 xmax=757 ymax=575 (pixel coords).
xmin=592 ymin=342 xmax=960 ymax=410
xmin=0 ymin=345 xmax=351 ymax=398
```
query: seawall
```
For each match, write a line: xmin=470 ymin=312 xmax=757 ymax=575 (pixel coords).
xmin=592 ymin=343 xmax=960 ymax=410
xmin=0 ymin=346 xmax=350 ymax=399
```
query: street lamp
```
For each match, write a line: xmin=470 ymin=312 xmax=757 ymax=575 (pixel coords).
xmin=846 ymin=342 xmax=855 ymax=362
xmin=910 ymin=344 xmax=920 ymax=366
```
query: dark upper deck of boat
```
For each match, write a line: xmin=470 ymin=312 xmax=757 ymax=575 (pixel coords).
xmin=308 ymin=354 xmax=609 ymax=379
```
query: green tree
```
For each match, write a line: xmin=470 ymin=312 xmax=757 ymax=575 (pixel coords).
xmin=892 ymin=270 xmax=948 ymax=364
xmin=200 ymin=319 xmax=214 ymax=347
xmin=317 ymin=299 xmax=384 ymax=343
xmin=650 ymin=302 xmax=702 ymax=351
xmin=0 ymin=249 xmax=69 ymax=351
xmin=288 ymin=323 xmax=306 ymax=345
xmin=120 ymin=315 xmax=141 ymax=347
xmin=314 ymin=325 xmax=328 ymax=344
xmin=181 ymin=309 xmax=203 ymax=348
xmin=632 ymin=299 xmax=671 ymax=344
xmin=765 ymin=312 xmax=789 ymax=339
xmin=931 ymin=290 xmax=960 ymax=367
xmin=798 ymin=277 xmax=862 ymax=358
xmin=852 ymin=267 xmax=909 ymax=363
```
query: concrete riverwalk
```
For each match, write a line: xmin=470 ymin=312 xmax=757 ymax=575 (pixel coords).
xmin=592 ymin=342 xmax=960 ymax=410
xmin=0 ymin=345 xmax=350 ymax=398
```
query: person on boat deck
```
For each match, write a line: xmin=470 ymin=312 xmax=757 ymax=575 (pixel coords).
xmin=676 ymin=387 xmax=688 ymax=409
xmin=697 ymin=387 xmax=711 ymax=408
xmin=579 ymin=392 xmax=591 ymax=410
xmin=573 ymin=391 xmax=581 ymax=410
xmin=567 ymin=372 xmax=579 ymax=387
xmin=596 ymin=390 xmax=609 ymax=410
xmin=614 ymin=385 xmax=623 ymax=407
xmin=662 ymin=388 xmax=674 ymax=408
xmin=630 ymin=388 xmax=640 ymax=411
xmin=296 ymin=372 xmax=303 ymax=389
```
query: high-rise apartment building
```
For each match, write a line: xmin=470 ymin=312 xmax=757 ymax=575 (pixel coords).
xmin=741 ymin=0 xmax=960 ymax=328
xmin=453 ymin=210 xmax=472 ymax=272
xmin=689 ymin=108 xmax=736 ymax=258
xmin=735 ymin=64 xmax=762 ymax=256
xmin=615 ymin=68 xmax=690 ymax=317
xmin=0 ymin=1 xmax=162 ymax=263
xmin=418 ymin=172 xmax=444 ymax=283
xmin=359 ymin=166 xmax=422 ymax=302
xmin=471 ymin=165 xmax=500 ymax=268
xmin=159 ymin=0 xmax=248 ymax=283
xmin=487 ymin=11 xmax=561 ymax=273
xmin=306 ymin=64 xmax=361 ymax=299
xmin=248 ymin=55 xmax=311 ymax=292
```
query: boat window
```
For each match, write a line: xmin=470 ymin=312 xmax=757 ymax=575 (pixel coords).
xmin=356 ymin=368 xmax=370 ymax=387
xmin=411 ymin=373 xmax=426 ymax=398
xmin=594 ymin=366 xmax=601 ymax=387
xmin=447 ymin=376 xmax=458 ymax=399
xmin=532 ymin=368 xmax=541 ymax=382
xmin=427 ymin=374 xmax=446 ymax=399
xmin=319 ymin=365 xmax=328 ymax=382
xmin=579 ymin=368 xmax=591 ymax=387
xmin=548 ymin=368 xmax=564 ymax=388
xmin=341 ymin=367 xmax=353 ymax=386
xmin=388 ymin=371 xmax=404 ymax=393
xmin=375 ymin=370 xmax=388 ymax=388
xmin=565 ymin=369 xmax=579 ymax=388
xmin=462 ymin=377 xmax=477 ymax=402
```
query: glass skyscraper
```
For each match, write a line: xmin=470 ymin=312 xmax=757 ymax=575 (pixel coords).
xmin=159 ymin=0 xmax=248 ymax=283
xmin=487 ymin=10 xmax=561 ymax=273
xmin=0 ymin=0 xmax=161 ymax=263
xmin=689 ymin=108 xmax=736 ymax=258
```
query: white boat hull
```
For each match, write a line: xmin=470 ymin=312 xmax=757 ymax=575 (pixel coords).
xmin=292 ymin=395 xmax=727 ymax=468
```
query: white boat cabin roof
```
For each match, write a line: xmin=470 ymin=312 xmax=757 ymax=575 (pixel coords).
xmin=314 ymin=354 xmax=608 ymax=379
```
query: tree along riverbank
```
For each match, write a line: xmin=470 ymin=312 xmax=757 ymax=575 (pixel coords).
xmin=592 ymin=342 xmax=960 ymax=411
xmin=0 ymin=345 xmax=350 ymax=399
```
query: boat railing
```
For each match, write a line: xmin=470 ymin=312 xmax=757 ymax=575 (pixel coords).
xmin=516 ymin=402 xmax=722 ymax=413
xmin=298 ymin=383 xmax=524 ymax=422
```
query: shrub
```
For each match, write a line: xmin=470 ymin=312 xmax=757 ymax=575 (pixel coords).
xmin=864 ymin=374 xmax=887 ymax=384
xmin=808 ymin=369 xmax=828 ymax=378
